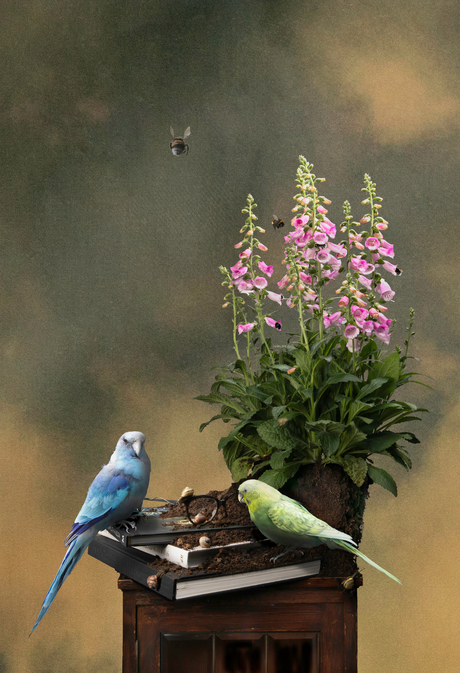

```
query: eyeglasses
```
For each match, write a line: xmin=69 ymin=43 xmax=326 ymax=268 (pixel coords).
xmin=144 ymin=492 xmax=234 ymax=526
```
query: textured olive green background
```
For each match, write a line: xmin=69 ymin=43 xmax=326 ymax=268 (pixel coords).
xmin=0 ymin=1 xmax=459 ymax=671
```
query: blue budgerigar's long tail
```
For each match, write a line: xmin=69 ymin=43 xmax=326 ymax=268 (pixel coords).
xmin=30 ymin=535 xmax=91 ymax=636
xmin=335 ymin=540 xmax=402 ymax=585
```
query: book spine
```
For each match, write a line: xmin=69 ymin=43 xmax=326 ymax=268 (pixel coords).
xmin=88 ymin=536 xmax=175 ymax=600
xmin=105 ymin=526 xmax=129 ymax=546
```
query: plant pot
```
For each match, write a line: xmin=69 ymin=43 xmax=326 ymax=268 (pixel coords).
xmin=282 ymin=462 xmax=370 ymax=545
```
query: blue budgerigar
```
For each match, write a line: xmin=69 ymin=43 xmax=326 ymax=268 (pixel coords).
xmin=238 ymin=479 xmax=401 ymax=584
xmin=31 ymin=431 xmax=151 ymax=635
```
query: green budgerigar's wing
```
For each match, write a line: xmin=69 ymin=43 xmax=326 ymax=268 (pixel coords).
xmin=267 ymin=499 xmax=357 ymax=546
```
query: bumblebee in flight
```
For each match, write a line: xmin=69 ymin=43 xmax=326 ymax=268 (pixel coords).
xmin=272 ymin=215 xmax=284 ymax=230
xmin=170 ymin=126 xmax=191 ymax=156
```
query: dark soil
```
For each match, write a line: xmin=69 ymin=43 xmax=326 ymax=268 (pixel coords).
xmin=150 ymin=480 xmax=358 ymax=578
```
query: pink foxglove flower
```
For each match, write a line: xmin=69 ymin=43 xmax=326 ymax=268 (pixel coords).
xmin=258 ymin=261 xmax=273 ymax=277
xmin=377 ymin=279 xmax=395 ymax=301
xmin=239 ymin=248 xmax=252 ymax=260
xmin=291 ymin=214 xmax=310 ymax=227
xmin=382 ymin=260 xmax=402 ymax=276
xmin=277 ymin=275 xmax=290 ymax=289
xmin=316 ymin=250 xmax=331 ymax=264
xmin=238 ymin=322 xmax=256 ymax=334
xmin=365 ymin=237 xmax=380 ymax=251
xmin=231 ymin=264 xmax=247 ymax=279
xmin=346 ymin=338 xmax=361 ymax=353
xmin=265 ymin=317 xmax=282 ymax=330
xmin=327 ymin=241 xmax=346 ymax=258
xmin=257 ymin=243 xmax=268 ymax=252
xmin=378 ymin=240 xmax=394 ymax=258
xmin=323 ymin=311 xmax=345 ymax=328
xmin=313 ymin=231 xmax=328 ymax=245
xmin=317 ymin=205 xmax=328 ymax=214
xmin=253 ymin=276 xmax=268 ymax=290
xmin=358 ymin=274 xmax=373 ymax=290
xmin=374 ymin=323 xmax=391 ymax=344
xmin=319 ymin=217 xmax=336 ymax=238
xmin=338 ymin=295 xmax=349 ymax=307
xmin=361 ymin=320 xmax=375 ymax=335
xmin=344 ymin=324 xmax=360 ymax=339
xmin=267 ymin=291 xmax=283 ymax=305
xmin=237 ymin=280 xmax=254 ymax=294
xmin=299 ymin=272 xmax=312 ymax=284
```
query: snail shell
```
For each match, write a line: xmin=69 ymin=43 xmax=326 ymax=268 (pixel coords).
xmin=147 ymin=570 xmax=165 ymax=590
xmin=178 ymin=486 xmax=194 ymax=503
xmin=199 ymin=536 xmax=212 ymax=548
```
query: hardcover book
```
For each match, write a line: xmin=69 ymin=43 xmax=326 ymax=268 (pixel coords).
xmin=88 ymin=534 xmax=321 ymax=601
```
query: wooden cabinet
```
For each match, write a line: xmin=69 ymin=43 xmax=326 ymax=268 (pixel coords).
xmin=118 ymin=575 xmax=361 ymax=672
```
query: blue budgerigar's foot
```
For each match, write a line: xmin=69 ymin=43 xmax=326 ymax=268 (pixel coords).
xmin=115 ymin=513 xmax=142 ymax=533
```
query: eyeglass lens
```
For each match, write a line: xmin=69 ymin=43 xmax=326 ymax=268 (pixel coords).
xmin=186 ymin=497 xmax=219 ymax=524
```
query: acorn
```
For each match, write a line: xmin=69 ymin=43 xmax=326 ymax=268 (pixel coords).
xmin=178 ymin=486 xmax=194 ymax=503
xmin=193 ymin=513 xmax=207 ymax=524
xmin=199 ymin=536 xmax=212 ymax=548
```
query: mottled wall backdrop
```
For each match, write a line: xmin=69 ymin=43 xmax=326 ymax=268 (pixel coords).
xmin=0 ymin=1 xmax=459 ymax=671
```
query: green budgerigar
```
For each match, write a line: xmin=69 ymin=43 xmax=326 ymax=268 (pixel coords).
xmin=238 ymin=479 xmax=401 ymax=584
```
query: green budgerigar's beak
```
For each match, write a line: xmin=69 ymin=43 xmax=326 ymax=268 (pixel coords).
xmin=238 ymin=492 xmax=245 ymax=504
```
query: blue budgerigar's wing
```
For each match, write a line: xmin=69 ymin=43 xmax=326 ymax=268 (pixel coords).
xmin=267 ymin=499 xmax=356 ymax=545
xmin=64 ymin=468 xmax=132 ymax=546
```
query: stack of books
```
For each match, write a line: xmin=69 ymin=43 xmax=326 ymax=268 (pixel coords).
xmin=88 ymin=508 xmax=321 ymax=600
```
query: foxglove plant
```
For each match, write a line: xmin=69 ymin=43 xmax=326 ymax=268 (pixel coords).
xmin=198 ymin=158 xmax=427 ymax=496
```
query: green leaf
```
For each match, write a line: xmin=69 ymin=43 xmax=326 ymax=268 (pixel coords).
xmin=199 ymin=414 xmax=235 ymax=432
xmin=356 ymin=430 xmax=417 ymax=454
xmin=218 ymin=421 xmax=250 ymax=451
xmin=368 ymin=352 xmax=401 ymax=382
xmin=293 ymin=348 xmax=311 ymax=370
xmin=367 ymin=465 xmax=398 ymax=496
xmin=230 ymin=457 xmax=253 ymax=482
xmin=195 ymin=393 xmax=248 ymax=414
xmin=257 ymin=420 xmax=298 ymax=451
xmin=347 ymin=400 xmax=373 ymax=422
xmin=246 ymin=386 xmax=274 ymax=403
xmin=338 ymin=423 xmax=367 ymax=453
xmin=356 ymin=377 xmax=390 ymax=400
xmin=272 ymin=406 xmax=287 ymax=419
xmin=258 ymin=464 xmax=300 ymax=490
xmin=335 ymin=456 xmax=368 ymax=487
xmin=316 ymin=432 xmax=340 ymax=457
xmin=270 ymin=449 xmax=293 ymax=470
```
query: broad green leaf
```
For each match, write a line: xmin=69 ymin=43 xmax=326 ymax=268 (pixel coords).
xmin=230 ymin=457 xmax=253 ymax=482
xmin=316 ymin=432 xmax=340 ymax=457
xmin=368 ymin=352 xmax=401 ymax=382
xmin=270 ymin=449 xmax=293 ymax=470
xmin=293 ymin=348 xmax=311 ymax=370
xmin=356 ymin=430 xmax=418 ymax=454
xmin=367 ymin=465 xmax=398 ymax=496
xmin=246 ymin=385 xmax=274 ymax=402
xmin=271 ymin=406 xmax=287 ymax=419
xmin=347 ymin=400 xmax=373 ymax=422
xmin=258 ymin=464 xmax=300 ymax=490
xmin=257 ymin=420 xmax=298 ymax=451
xmin=356 ymin=377 xmax=390 ymax=400
xmin=335 ymin=456 xmax=368 ymax=487
xmin=338 ymin=423 xmax=367 ymax=453
xmin=218 ymin=421 xmax=250 ymax=451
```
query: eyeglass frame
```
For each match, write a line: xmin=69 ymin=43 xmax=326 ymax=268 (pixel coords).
xmin=144 ymin=491 xmax=235 ymax=526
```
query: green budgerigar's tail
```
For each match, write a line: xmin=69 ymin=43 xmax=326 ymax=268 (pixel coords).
xmin=336 ymin=540 xmax=402 ymax=585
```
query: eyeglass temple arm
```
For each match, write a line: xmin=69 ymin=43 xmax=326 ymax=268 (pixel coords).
xmin=144 ymin=496 xmax=178 ymax=505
